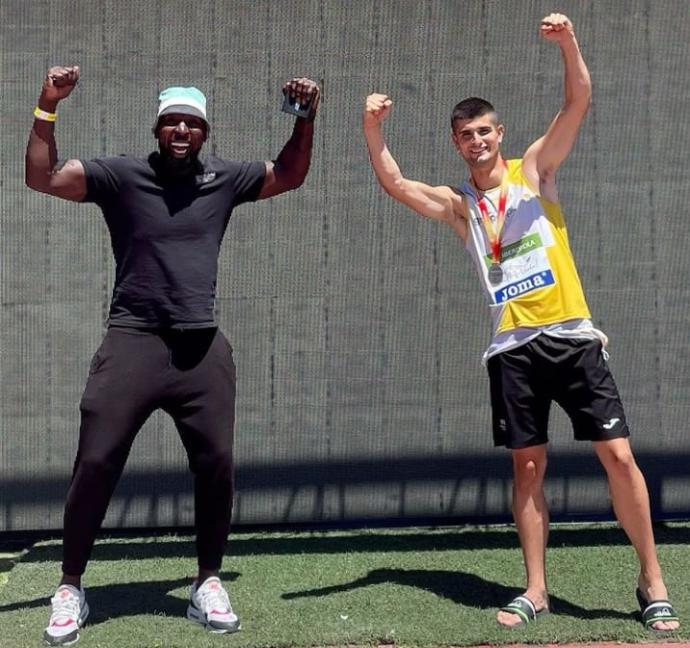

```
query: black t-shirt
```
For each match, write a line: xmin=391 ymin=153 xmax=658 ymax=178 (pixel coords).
xmin=81 ymin=153 xmax=266 ymax=328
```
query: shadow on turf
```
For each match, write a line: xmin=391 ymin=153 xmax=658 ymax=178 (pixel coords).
xmin=282 ymin=567 xmax=632 ymax=622
xmin=14 ymin=523 xmax=690 ymax=563
xmin=0 ymin=571 xmax=240 ymax=625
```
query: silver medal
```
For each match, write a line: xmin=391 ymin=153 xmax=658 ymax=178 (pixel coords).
xmin=488 ymin=262 xmax=504 ymax=286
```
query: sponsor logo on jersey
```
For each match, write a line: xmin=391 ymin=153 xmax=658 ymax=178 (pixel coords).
xmin=494 ymin=270 xmax=555 ymax=303
xmin=484 ymin=233 xmax=543 ymax=267
xmin=197 ymin=172 xmax=216 ymax=185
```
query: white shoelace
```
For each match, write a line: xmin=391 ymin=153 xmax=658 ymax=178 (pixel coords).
xmin=196 ymin=582 xmax=231 ymax=614
xmin=50 ymin=589 xmax=81 ymax=624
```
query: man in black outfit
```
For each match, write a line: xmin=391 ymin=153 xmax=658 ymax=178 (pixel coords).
xmin=26 ymin=65 xmax=320 ymax=646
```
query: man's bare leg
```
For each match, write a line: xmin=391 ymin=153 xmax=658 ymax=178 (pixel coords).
xmin=59 ymin=574 xmax=81 ymax=588
xmin=497 ymin=444 xmax=550 ymax=627
xmin=594 ymin=437 xmax=679 ymax=631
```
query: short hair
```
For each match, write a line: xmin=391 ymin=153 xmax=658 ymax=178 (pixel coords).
xmin=450 ymin=97 xmax=498 ymax=130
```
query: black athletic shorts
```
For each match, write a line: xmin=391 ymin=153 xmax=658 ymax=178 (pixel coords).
xmin=487 ymin=335 xmax=630 ymax=449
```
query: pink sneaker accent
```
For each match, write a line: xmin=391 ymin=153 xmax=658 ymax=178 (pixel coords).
xmin=187 ymin=577 xmax=240 ymax=633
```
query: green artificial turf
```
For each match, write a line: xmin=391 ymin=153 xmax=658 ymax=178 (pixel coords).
xmin=0 ymin=523 xmax=688 ymax=647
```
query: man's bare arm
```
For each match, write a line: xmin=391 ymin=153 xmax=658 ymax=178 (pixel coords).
xmin=363 ymin=93 xmax=464 ymax=226
xmin=258 ymin=77 xmax=320 ymax=200
xmin=523 ymin=14 xmax=591 ymax=202
xmin=25 ymin=65 xmax=87 ymax=202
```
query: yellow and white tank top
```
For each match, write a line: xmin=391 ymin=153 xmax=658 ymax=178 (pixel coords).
xmin=462 ymin=158 xmax=607 ymax=362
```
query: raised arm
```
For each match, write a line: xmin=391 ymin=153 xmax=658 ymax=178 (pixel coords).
xmin=363 ymin=93 xmax=465 ymax=226
xmin=25 ymin=66 xmax=87 ymax=202
xmin=257 ymin=77 xmax=320 ymax=200
xmin=522 ymin=14 xmax=592 ymax=202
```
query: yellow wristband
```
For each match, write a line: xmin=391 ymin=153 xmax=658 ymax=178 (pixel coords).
xmin=33 ymin=106 xmax=57 ymax=122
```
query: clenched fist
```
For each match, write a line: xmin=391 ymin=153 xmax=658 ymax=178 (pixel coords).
xmin=363 ymin=93 xmax=393 ymax=128
xmin=540 ymin=13 xmax=575 ymax=43
xmin=42 ymin=66 xmax=80 ymax=102
xmin=283 ymin=77 xmax=321 ymax=115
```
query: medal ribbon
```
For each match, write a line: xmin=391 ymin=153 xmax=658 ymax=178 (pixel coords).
xmin=471 ymin=160 xmax=509 ymax=264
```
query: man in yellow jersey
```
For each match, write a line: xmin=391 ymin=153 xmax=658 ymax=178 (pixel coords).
xmin=362 ymin=13 xmax=679 ymax=633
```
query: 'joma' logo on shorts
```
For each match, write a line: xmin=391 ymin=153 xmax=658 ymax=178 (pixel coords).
xmin=602 ymin=418 xmax=620 ymax=430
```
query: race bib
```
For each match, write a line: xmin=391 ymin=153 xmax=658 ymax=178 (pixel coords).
xmin=485 ymin=232 xmax=556 ymax=303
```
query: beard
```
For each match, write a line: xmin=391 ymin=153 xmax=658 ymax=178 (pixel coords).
xmin=159 ymin=146 xmax=201 ymax=176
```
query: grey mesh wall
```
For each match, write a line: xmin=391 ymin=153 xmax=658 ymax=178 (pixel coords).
xmin=2 ymin=0 xmax=689 ymax=532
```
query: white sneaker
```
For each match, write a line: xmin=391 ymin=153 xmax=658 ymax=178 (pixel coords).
xmin=43 ymin=584 xmax=89 ymax=646
xmin=187 ymin=577 xmax=240 ymax=633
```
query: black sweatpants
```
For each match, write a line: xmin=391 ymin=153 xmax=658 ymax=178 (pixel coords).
xmin=62 ymin=326 xmax=236 ymax=576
